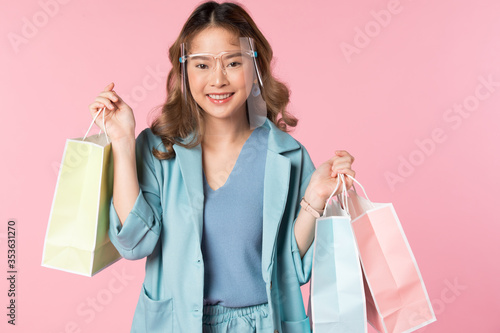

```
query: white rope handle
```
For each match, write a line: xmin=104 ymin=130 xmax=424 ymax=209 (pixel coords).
xmin=322 ymin=173 xmax=374 ymax=217
xmin=83 ymin=107 xmax=110 ymax=144
xmin=339 ymin=174 xmax=349 ymax=215
xmin=322 ymin=173 xmax=349 ymax=216
xmin=338 ymin=174 xmax=376 ymax=211
xmin=342 ymin=174 xmax=372 ymax=203
xmin=323 ymin=174 xmax=342 ymax=216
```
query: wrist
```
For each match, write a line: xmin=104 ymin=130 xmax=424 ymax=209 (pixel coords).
xmin=300 ymin=197 xmax=323 ymax=218
xmin=111 ymin=136 xmax=136 ymax=157
xmin=303 ymin=190 xmax=326 ymax=211
xmin=112 ymin=133 xmax=135 ymax=145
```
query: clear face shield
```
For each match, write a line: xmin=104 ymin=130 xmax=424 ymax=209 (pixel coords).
xmin=179 ymin=37 xmax=266 ymax=129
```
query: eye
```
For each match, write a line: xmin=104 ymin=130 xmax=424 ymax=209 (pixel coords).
xmin=195 ymin=63 xmax=209 ymax=70
xmin=227 ymin=61 xmax=241 ymax=68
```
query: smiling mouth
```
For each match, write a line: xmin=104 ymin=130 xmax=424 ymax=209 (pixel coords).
xmin=207 ymin=93 xmax=234 ymax=100
xmin=206 ymin=93 xmax=235 ymax=104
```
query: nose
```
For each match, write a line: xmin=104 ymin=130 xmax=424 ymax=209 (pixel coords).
xmin=213 ymin=57 xmax=227 ymax=75
xmin=209 ymin=61 xmax=229 ymax=87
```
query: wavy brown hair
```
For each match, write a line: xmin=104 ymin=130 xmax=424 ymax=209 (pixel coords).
xmin=150 ymin=1 xmax=298 ymax=160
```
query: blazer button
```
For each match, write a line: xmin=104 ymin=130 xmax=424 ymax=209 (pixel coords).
xmin=270 ymin=281 xmax=272 ymax=289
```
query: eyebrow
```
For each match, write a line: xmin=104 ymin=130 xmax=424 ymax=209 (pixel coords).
xmin=225 ymin=52 xmax=243 ymax=59
xmin=190 ymin=55 xmax=212 ymax=61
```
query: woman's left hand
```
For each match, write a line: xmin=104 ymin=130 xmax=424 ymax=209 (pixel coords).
xmin=303 ymin=150 xmax=356 ymax=210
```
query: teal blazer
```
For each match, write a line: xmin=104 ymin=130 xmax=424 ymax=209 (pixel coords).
xmin=109 ymin=118 xmax=316 ymax=333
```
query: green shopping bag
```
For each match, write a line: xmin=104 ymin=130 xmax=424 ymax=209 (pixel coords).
xmin=42 ymin=108 xmax=121 ymax=276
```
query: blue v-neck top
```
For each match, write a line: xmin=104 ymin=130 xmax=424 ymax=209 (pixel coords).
xmin=202 ymin=125 xmax=270 ymax=307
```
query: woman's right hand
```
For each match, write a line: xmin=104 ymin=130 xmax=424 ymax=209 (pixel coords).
xmin=88 ymin=82 xmax=136 ymax=143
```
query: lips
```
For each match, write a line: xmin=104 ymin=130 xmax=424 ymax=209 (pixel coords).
xmin=206 ymin=92 xmax=235 ymax=104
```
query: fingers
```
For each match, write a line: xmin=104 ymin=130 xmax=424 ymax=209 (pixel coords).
xmin=88 ymin=102 xmax=107 ymax=121
xmin=331 ymin=162 xmax=355 ymax=177
xmin=331 ymin=160 xmax=354 ymax=176
xmin=94 ymin=90 xmax=120 ymax=111
xmin=332 ymin=168 xmax=347 ymax=178
xmin=337 ymin=168 xmax=356 ymax=178
xmin=87 ymin=83 xmax=121 ymax=132
xmin=89 ymin=83 xmax=116 ymax=113
xmin=94 ymin=96 xmax=116 ymax=110
xmin=324 ymin=151 xmax=357 ymax=192
xmin=336 ymin=150 xmax=355 ymax=163
xmin=88 ymin=103 xmax=109 ymax=124
xmin=103 ymin=82 xmax=114 ymax=92
xmin=330 ymin=150 xmax=355 ymax=174
xmin=337 ymin=169 xmax=356 ymax=190
xmin=88 ymin=101 xmax=105 ymax=113
xmin=327 ymin=150 xmax=355 ymax=164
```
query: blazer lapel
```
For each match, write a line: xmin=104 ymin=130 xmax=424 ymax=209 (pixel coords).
xmin=261 ymin=119 xmax=301 ymax=281
xmin=261 ymin=151 xmax=290 ymax=281
xmin=173 ymin=135 xmax=204 ymax=244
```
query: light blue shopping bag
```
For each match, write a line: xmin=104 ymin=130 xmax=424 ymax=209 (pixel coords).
xmin=307 ymin=174 xmax=367 ymax=333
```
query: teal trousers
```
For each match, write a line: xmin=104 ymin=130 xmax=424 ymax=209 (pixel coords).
xmin=202 ymin=303 xmax=274 ymax=333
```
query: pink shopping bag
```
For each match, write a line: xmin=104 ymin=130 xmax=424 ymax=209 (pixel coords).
xmin=341 ymin=175 xmax=436 ymax=333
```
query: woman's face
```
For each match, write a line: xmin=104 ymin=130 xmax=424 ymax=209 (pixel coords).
xmin=186 ymin=27 xmax=254 ymax=124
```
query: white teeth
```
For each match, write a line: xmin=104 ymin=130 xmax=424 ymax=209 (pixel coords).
xmin=208 ymin=93 xmax=232 ymax=100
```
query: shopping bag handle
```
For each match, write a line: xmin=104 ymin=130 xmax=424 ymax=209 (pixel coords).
xmin=322 ymin=174 xmax=372 ymax=217
xmin=344 ymin=174 xmax=371 ymax=203
xmin=322 ymin=173 xmax=349 ymax=217
xmin=83 ymin=107 xmax=110 ymax=144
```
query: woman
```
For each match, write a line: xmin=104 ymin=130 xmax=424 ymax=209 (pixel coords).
xmin=88 ymin=2 xmax=356 ymax=332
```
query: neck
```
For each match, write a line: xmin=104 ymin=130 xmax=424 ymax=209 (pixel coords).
xmin=201 ymin=112 xmax=251 ymax=148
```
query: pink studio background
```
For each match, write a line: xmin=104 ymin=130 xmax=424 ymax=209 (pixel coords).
xmin=1 ymin=0 xmax=499 ymax=332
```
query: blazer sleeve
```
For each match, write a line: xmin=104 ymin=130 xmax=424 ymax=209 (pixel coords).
xmin=291 ymin=145 xmax=317 ymax=286
xmin=108 ymin=129 xmax=163 ymax=260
